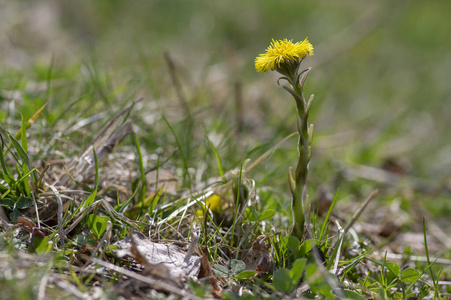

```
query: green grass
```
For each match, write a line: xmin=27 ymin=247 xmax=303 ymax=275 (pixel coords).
xmin=1 ymin=0 xmax=451 ymax=299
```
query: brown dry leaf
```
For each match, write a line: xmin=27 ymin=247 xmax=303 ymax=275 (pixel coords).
xmin=242 ymin=235 xmax=274 ymax=275
xmin=16 ymin=216 xmax=45 ymax=238
xmin=197 ymin=246 xmax=223 ymax=294
xmin=113 ymin=232 xmax=201 ymax=279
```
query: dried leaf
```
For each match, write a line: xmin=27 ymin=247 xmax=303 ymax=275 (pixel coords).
xmin=197 ymin=247 xmax=222 ymax=293
xmin=113 ymin=232 xmax=201 ymax=279
xmin=17 ymin=216 xmax=45 ymax=238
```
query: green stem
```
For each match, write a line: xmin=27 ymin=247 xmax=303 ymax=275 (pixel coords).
xmin=288 ymin=70 xmax=311 ymax=240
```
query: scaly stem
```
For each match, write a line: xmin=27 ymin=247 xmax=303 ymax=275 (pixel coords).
xmin=287 ymin=69 xmax=312 ymax=240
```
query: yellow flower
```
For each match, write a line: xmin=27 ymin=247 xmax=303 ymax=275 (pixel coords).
xmin=196 ymin=194 xmax=222 ymax=217
xmin=255 ymin=38 xmax=314 ymax=73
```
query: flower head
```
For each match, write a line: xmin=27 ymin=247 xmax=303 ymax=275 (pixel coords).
xmin=255 ymin=38 xmax=314 ymax=73
xmin=196 ymin=194 xmax=222 ymax=217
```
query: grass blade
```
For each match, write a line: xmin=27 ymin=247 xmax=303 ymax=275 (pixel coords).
xmin=83 ymin=149 xmax=99 ymax=208
xmin=318 ymin=188 xmax=339 ymax=243
xmin=132 ymin=132 xmax=146 ymax=208
xmin=423 ymin=217 xmax=438 ymax=299
xmin=206 ymin=136 xmax=225 ymax=179
xmin=20 ymin=115 xmax=31 ymax=197
xmin=163 ymin=115 xmax=192 ymax=190
xmin=0 ymin=134 xmax=13 ymax=178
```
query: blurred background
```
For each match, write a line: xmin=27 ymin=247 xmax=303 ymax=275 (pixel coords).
xmin=1 ymin=0 xmax=450 ymax=247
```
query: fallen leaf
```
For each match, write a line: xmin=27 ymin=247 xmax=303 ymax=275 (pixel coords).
xmin=113 ymin=232 xmax=201 ymax=279
xmin=197 ymin=246 xmax=222 ymax=293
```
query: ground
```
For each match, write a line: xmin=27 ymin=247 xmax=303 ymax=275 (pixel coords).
xmin=0 ymin=1 xmax=450 ymax=299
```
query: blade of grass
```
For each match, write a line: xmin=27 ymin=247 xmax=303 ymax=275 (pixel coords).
xmin=115 ymin=186 xmax=139 ymax=214
xmin=318 ymin=188 xmax=339 ymax=243
xmin=83 ymin=149 xmax=99 ymax=208
xmin=423 ymin=217 xmax=438 ymax=299
xmin=230 ymin=164 xmax=243 ymax=249
xmin=132 ymin=132 xmax=146 ymax=212
xmin=0 ymin=167 xmax=35 ymax=201
xmin=11 ymin=103 xmax=47 ymax=144
xmin=406 ymin=259 xmax=436 ymax=293
xmin=0 ymin=134 xmax=13 ymax=178
xmin=7 ymin=131 xmax=31 ymax=169
xmin=163 ymin=115 xmax=192 ymax=190
xmin=20 ymin=115 xmax=31 ymax=197
xmin=206 ymin=136 xmax=225 ymax=180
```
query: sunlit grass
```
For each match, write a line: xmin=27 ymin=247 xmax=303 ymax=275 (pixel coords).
xmin=1 ymin=0 xmax=450 ymax=299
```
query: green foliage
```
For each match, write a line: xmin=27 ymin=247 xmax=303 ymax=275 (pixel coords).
xmin=84 ymin=214 xmax=111 ymax=240
xmin=0 ymin=126 xmax=38 ymax=222
xmin=83 ymin=149 xmax=99 ymax=208
xmin=0 ymin=0 xmax=450 ymax=298
xmin=188 ymin=279 xmax=212 ymax=298
xmin=213 ymin=259 xmax=246 ymax=278
xmin=272 ymin=258 xmax=306 ymax=293
xmin=30 ymin=236 xmax=53 ymax=255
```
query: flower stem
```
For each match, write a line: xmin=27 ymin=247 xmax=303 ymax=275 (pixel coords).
xmin=287 ymin=69 xmax=312 ymax=240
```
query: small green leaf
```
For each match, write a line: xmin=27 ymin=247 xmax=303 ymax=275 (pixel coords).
xmin=305 ymin=264 xmax=335 ymax=299
xmin=31 ymin=236 xmax=53 ymax=254
xmin=73 ymin=234 xmax=96 ymax=247
xmin=273 ymin=268 xmax=295 ymax=292
xmin=286 ymin=236 xmax=300 ymax=252
xmin=212 ymin=264 xmax=229 ymax=277
xmin=85 ymin=214 xmax=110 ymax=240
xmin=229 ymin=259 xmax=246 ymax=275
xmin=236 ymin=270 xmax=256 ymax=279
xmin=16 ymin=196 xmax=34 ymax=209
xmin=401 ymin=268 xmax=420 ymax=283
xmin=9 ymin=208 xmax=23 ymax=222
xmin=290 ymin=258 xmax=307 ymax=283
xmin=298 ymin=239 xmax=317 ymax=257
xmin=386 ymin=262 xmax=400 ymax=276
xmin=244 ymin=205 xmax=258 ymax=221
xmin=258 ymin=209 xmax=276 ymax=221
xmin=0 ymin=199 xmax=14 ymax=209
